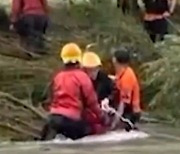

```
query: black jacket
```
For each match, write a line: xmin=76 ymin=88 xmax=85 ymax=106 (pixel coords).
xmin=144 ymin=0 xmax=169 ymax=14
xmin=92 ymin=70 xmax=114 ymax=103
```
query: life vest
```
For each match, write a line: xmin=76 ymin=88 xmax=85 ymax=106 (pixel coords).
xmin=144 ymin=0 xmax=169 ymax=14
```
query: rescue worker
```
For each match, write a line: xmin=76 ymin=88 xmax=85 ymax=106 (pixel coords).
xmin=111 ymin=47 xmax=141 ymax=131
xmin=40 ymin=43 xmax=104 ymax=140
xmin=82 ymin=51 xmax=114 ymax=104
xmin=82 ymin=51 xmax=114 ymax=133
xmin=138 ymin=0 xmax=176 ymax=43
xmin=10 ymin=0 xmax=49 ymax=53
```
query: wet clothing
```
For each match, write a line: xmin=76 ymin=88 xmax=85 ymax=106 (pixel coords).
xmin=115 ymin=66 xmax=141 ymax=124
xmin=41 ymin=68 xmax=103 ymax=140
xmin=41 ymin=114 xmax=90 ymax=140
xmin=83 ymin=109 xmax=107 ymax=135
xmin=50 ymin=68 xmax=102 ymax=121
xmin=83 ymin=70 xmax=116 ymax=134
xmin=11 ymin=0 xmax=49 ymax=52
xmin=92 ymin=70 xmax=114 ymax=103
xmin=116 ymin=67 xmax=141 ymax=113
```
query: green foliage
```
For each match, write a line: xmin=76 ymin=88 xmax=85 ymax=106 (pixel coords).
xmin=51 ymin=0 xmax=157 ymax=63
xmin=142 ymin=35 xmax=180 ymax=122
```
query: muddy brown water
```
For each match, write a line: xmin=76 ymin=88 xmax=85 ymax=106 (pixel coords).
xmin=0 ymin=124 xmax=180 ymax=154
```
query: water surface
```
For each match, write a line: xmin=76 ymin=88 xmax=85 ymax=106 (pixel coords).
xmin=0 ymin=124 xmax=180 ymax=154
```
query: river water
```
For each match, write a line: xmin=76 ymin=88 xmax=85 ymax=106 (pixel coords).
xmin=0 ymin=124 xmax=180 ymax=154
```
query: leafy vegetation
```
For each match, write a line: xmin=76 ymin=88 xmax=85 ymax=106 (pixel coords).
xmin=0 ymin=0 xmax=179 ymax=140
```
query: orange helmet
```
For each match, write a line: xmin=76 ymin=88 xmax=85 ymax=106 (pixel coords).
xmin=82 ymin=51 xmax=102 ymax=68
xmin=60 ymin=43 xmax=82 ymax=64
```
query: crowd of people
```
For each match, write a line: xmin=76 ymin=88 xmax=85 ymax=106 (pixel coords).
xmin=9 ymin=0 xmax=177 ymax=55
xmin=40 ymin=43 xmax=142 ymax=140
xmin=118 ymin=0 xmax=177 ymax=43
xmin=7 ymin=0 xmax=177 ymax=140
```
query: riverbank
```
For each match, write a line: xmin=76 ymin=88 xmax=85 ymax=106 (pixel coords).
xmin=0 ymin=124 xmax=180 ymax=154
xmin=0 ymin=0 xmax=180 ymax=141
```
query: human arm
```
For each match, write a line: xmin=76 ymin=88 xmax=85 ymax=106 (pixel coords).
xmin=169 ymin=0 xmax=176 ymax=14
xmin=137 ymin=0 xmax=145 ymax=11
xmin=41 ymin=0 xmax=50 ymax=14
xmin=41 ymin=79 xmax=54 ymax=111
xmin=10 ymin=0 xmax=22 ymax=23
xmin=81 ymin=76 xmax=103 ymax=121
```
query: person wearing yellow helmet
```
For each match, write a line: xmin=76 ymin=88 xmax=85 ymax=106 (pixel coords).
xmin=82 ymin=51 xmax=114 ymax=104
xmin=82 ymin=51 xmax=121 ymax=132
xmin=60 ymin=42 xmax=82 ymax=64
xmin=81 ymin=51 xmax=115 ymax=134
xmin=40 ymin=43 xmax=104 ymax=140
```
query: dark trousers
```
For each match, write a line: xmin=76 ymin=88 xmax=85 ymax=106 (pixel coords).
xmin=40 ymin=114 xmax=90 ymax=141
xmin=121 ymin=104 xmax=141 ymax=131
xmin=144 ymin=18 xmax=168 ymax=43
xmin=15 ymin=14 xmax=48 ymax=52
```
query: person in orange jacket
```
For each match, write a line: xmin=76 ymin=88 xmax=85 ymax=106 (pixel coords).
xmin=111 ymin=47 xmax=142 ymax=131
xmin=40 ymin=43 xmax=104 ymax=140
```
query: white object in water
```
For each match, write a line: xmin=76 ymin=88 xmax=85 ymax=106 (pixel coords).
xmin=52 ymin=130 xmax=149 ymax=145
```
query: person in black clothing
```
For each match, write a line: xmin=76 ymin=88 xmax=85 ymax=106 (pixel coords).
xmin=82 ymin=51 xmax=114 ymax=104
xmin=138 ymin=0 xmax=176 ymax=43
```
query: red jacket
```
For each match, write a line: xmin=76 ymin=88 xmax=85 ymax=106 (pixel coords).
xmin=49 ymin=68 xmax=102 ymax=121
xmin=83 ymin=109 xmax=107 ymax=135
xmin=11 ymin=0 xmax=48 ymax=23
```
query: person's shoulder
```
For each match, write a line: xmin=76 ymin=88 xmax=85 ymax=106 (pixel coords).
xmin=126 ymin=67 xmax=139 ymax=82
xmin=73 ymin=68 xmax=90 ymax=79
xmin=122 ymin=67 xmax=138 ymax=82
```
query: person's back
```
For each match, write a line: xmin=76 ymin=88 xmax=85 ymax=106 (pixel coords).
xmin=11 ymin=0 xmax=48 ymax=22
xmin=144 ymin=0 xmax=169 ymax=14
xmin=111 ymin=47 xmax=142 ymax=131
xmin=50 ymin=68 xmax=101 ymax=121
xmin=22 ymin=0 xmax=48 ymax=15
xmin=41 ymin=43 xmax=103 ymax=140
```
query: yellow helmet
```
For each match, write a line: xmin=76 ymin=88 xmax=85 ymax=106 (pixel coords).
xmin=82 ymin=51 xmax=102 ymax=68
xmin=60 ymin=43 xmax=82 ymax=64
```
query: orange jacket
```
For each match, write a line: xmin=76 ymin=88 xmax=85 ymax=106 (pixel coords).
xmin=116 ymin=67 xmax=141 ymax=113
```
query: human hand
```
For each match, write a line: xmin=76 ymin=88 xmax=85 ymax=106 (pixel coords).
xmin=110 ymin=113 xmax=120 ymax=130
xmin=163 ymin=12 xmax=170 ymax=17
xmin=9 ymin=24 xmax=15 ymax=31
xmin=101 ymin=98 xmax=110 ymax=111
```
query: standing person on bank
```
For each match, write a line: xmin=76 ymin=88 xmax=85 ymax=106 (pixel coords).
xmin=10 ymin=0 xmax=49 ymax=54
xmin=138 ymin=0 xmax=176 ymax=43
